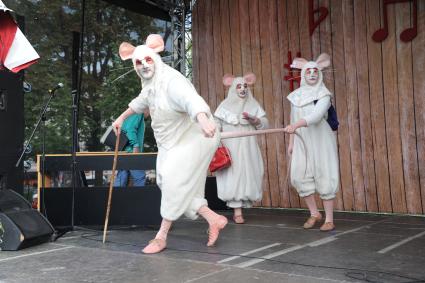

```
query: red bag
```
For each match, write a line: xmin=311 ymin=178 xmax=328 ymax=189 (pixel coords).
xmin=209 ymin=145 xmax=232 ymax=172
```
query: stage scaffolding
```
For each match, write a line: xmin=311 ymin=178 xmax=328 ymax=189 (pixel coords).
xmin=103 ymin=0 xmax=195 ymax=79
xmin=169 ymin=0 xmax=194 ymax=79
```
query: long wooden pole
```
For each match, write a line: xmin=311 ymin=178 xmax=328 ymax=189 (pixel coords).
xmin=220 ymin=128 xmax=287 ymax=139
xmin=102 ymin=131 xmax=120 ymax=244
xmin=220 ymin=128 xmax=307 ymax=177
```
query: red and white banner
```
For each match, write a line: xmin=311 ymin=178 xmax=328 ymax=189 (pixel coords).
xmin=0 ymin=1 xmax=40 ymax=73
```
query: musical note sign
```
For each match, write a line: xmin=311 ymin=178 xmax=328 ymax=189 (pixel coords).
xmin=372 ymin=0 xmax=417 ymax=43
xmin=309 ymin=0 xmax=329 ymax=36
xmin=284 ymin=51 xmax=302 ymax=92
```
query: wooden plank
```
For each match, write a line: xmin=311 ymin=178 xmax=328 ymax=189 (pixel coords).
xmin=259 ymin=0 xmax=279 ymax=207
xmin=311 ymin=0 xmax=321 ymax=58
xmin=286 ymin=0 xmax=301 ymax=208
xmin=354 ymin=0 xmax=378 ymax=212
xmin=220 ymin=0 xmax=233 ymax=76
xmin=365 ymin=0 xmax=392 ymax=213
xmin=268 ymin=0 xmax=284 ymax=207
xmin=319 ymin=0 xmax=344 ymax=210
xmin=413 ymin=0 xmax=425 ymax=214
xmin=381 ymin=2 xmax=407 ymax=213
xmin=277 ymin=0 xmax=291 ymax=208
xmin=229 ymin=0 xmax=242 ymax=75
xmin=331 ymin=0 xmax=353 ymax=211
xmin=299 ymin=0 xmax=323 ymax=210
xmin=395 ymin=0 xmax=421 ymax=214
xmin=248 ymin=0 xmax=263 ymax=102
xmin=192 ymin=2 xmax=200 ymax=92
xmin=239 ymin=0 xmax=252 ymax=74
xmin=219 ymin=0 xmax=233 ymax=116
xmin=298 ymin=0 xmax=313 ymax=60
xmin=197 ymin=0 xmax=210 ymax=103
xmin=343 ymin=0 xmax=366 ymax=211
xmin=249 ymin=0 xmax=271 ymax=207
xmin=205 ymin=0 xmax=217 ymax=110
xmin=212 ymin=0 xmax=225 ymax=106
xmin=319 ymin=0 xmax=334 ymax=91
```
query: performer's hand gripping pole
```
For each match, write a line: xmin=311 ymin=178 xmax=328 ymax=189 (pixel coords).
xmin=103 ymin=131 xmax=120 ymax=244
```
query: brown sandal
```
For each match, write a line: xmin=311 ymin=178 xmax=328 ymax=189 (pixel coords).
xmin=233 ymin=215 xmax=245 ymax=224
xmin=303 ymin=214 xmax=323 ymax=229
xmin=320 ymin=222 xmax=335 ymax=232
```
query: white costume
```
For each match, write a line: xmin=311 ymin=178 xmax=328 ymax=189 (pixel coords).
xmin=288 ymin=61 xmax=339 ymax=200
xmin=127 ymin=40 xmax=219 ymax=221
xmin=214 ymin=74 xmax=268 ymax=208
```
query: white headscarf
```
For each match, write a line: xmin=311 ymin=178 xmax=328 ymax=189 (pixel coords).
xmin=215 ymin=74 xmax=265 ymax=125
xmin=119 ymin=34 xmax=189 ymax=98
xmin=287 ymin=54 xmax=332 ymax=107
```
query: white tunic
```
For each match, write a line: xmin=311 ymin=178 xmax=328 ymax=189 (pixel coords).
xmin=129 ymin=64 xmax=219 ymax=221
xmin=288 ymin=62 xmax=339 ymax=200
xmin=215 ymin=118 xmax=267 ymax=207
xmin=214 ymin=77 xmax=268 ymax=208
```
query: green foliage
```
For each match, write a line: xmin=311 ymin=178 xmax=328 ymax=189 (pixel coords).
xmin=3 ymin=0 xmax=161 ymax=157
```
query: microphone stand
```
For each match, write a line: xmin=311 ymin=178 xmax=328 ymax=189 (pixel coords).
xmin=16 ymin=87 xmax=60 ymax=215
xmin=70 ymin=89 xmax=79 ymax=230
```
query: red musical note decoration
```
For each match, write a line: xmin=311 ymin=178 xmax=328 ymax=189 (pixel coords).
xmin=372 ymin=0 xmax=417 ymax=43
xmin=309 ymin=0 xmax=329 ymax=36
xmin=284 ymin=51 xmax=302 ymax=92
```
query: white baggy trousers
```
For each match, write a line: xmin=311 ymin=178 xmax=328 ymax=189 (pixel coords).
xmin=157 ymin=123 xmax=220 ymax=221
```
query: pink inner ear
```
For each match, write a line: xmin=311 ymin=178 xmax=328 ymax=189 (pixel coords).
xmin=291 ymin=58 xmax=308 ymax=69
xmin=315 ymin=53 xmax=331 ymax=70
xmin=119 ymin=42 xmax=135 ymax=60
xmin=223 ymin=74 xmax=235 ymax=86
xmin=146 ymin=34 xmax=164 ymax=53
xmin=243 ymin=73 xmax=256 ymax=85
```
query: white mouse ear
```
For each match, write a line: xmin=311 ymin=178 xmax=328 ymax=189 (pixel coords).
xmin=315 ymin=53 xmax=331 ymax=70
xmin=119 ymin=42 xmax=135 ymax=60
xmin=145 ymin=34 xmax=164 ymax=53
xmin=243 ymin=73 xmax=256 ymax=85
xmin=290 ymin=58 xmax=308 ymax=69
xmin=223 ymin=74 xmax=235 ymax=86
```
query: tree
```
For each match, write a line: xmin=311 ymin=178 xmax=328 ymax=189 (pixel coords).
xmin=3 ymin=0 xmax=161 ymax=160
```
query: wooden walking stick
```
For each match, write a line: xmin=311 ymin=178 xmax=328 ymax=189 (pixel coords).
xmin=103 ymin=130 xmax=120 ymax=244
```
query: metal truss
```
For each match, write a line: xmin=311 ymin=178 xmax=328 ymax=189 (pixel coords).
xmin=118 ymin=0 xmax=194 ymax=79
xmin=169 ymin=0 xmax=193 ymax=79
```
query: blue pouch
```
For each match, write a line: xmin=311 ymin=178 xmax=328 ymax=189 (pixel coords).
xmin=314 ymin=100 xmax=339 ymax=131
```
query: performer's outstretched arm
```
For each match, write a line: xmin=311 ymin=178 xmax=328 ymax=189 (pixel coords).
xmin=112 ymin=108 xmax=135 ymax=135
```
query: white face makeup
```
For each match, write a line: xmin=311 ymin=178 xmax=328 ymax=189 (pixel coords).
xmin=304 ymin=67 xmax=319 ymax=86
xmin=135 ymin=56 xmax=155 ymax=80
xmin=236 ymin=82 xmax=248 ymax=98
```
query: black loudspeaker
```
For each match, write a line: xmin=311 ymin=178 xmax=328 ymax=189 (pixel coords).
xmin=0 ymin=190 xmax=54 ymax=251
xmin=0 ymin=69 xmax=24 ymax=195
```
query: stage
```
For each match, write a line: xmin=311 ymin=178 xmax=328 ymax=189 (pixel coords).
xmin=0 ymin=209 xmax=424 ymax=283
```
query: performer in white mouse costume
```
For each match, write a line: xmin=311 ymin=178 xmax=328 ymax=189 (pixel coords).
xmin=284 ymin=53 xmax=339 ymax=232
xmin=214 ymin=73 xmax=268 ymax=224
xmin=113 ymin=34 xmax=227 ymax=254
